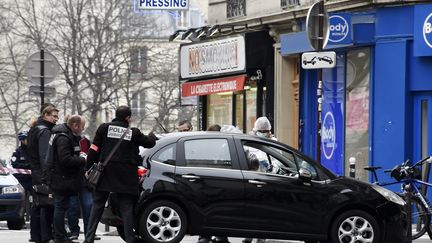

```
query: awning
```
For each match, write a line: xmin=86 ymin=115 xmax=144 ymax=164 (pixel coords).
xmin=181 ymin=75 xmax=247 ymax=97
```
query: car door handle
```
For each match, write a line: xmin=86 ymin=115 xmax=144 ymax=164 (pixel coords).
xmin=248 ymin=180 xmax=267 ymax=185
xmin=182 ymin=175 xmax=200 ymax=181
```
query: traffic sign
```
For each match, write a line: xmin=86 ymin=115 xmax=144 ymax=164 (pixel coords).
xmin=306 ymin=1 xmax=330 ymax=51
xmin=25 ymin=51 xmax=60 ymax=84
xmin=301 ymin=51 xmax=336 ymax=69
xmin=29 ymin=85 xmax=56 ymax=98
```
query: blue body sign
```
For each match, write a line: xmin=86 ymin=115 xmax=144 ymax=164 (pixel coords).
xmin=136 ymin=0 xmax=189 ymax=10
xmin=328 ymin=13 xmax=351 ymax=45
xmin=414 ymin=4 xmax=432 ymax=56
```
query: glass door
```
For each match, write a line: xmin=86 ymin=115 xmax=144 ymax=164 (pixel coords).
xmin=413 ymin=94 xmax=432 ymax=189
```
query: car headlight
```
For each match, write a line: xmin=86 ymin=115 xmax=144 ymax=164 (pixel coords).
xmin=2 ymin=184 xmax=24 ymax=194
xmin=372 ymin=184 xmax=406 ymax=206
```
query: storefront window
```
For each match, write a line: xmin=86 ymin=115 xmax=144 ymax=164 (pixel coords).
xmin=235 ymin=92 xmax=244 ymax=132
xmin=207 ymin=93 xmax=233 ymax=128
xmin=246 ymin=89 xmax=257 ymax=133
xmin=345 ymin=48 xmax=370 ymax=181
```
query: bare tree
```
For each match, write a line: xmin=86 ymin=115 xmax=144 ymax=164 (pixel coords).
xmin=0 ymin=0 xmax=198 ymax=156
xmin=0 ymin=1 xmax=40 ymax=149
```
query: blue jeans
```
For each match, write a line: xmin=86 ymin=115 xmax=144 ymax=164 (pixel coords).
xmin=68 ymin=186 xmax=93 ymax=235
xmin=79 ymin=186 xmax=93 ymax=235
xmin=67 ymin=195 xmax=80 ymax=235
xmin=54 ymin=195 xmax=73 ymax=240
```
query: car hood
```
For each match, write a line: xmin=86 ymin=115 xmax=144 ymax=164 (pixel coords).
xmin=0 ymin=172 xmax=19 ymax=186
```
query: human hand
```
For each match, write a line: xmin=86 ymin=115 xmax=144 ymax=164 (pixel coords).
xmin=80 ymin=152 xmax=87 ymax=160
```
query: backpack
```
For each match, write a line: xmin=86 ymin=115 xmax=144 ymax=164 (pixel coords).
xmin=42 ymin=132 xmax=69 ymax=185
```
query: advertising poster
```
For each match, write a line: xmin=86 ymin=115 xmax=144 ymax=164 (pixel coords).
xmin=321 ymin=54 xmax=345 ymax=175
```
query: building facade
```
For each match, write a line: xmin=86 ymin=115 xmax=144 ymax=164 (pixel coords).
xmin=176 ymin=0 xmax=432 ymax=183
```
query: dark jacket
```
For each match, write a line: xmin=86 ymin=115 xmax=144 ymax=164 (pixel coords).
xmin=27 ymin=117 xmax=55 ymax=185
xmin=11 ymin=145 xmax=32 ymax=181
xmin=49 ymin=123 xmax=85 ymax=196
xmin=87 ymin=119 xmax=157 ymax=195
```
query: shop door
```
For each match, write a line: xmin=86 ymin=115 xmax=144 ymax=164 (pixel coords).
xmin=413 ymin=93 xmax=432 ymax=189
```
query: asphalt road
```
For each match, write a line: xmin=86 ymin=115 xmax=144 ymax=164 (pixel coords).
xmin=0 ymin=221 xmax=431 ymax=243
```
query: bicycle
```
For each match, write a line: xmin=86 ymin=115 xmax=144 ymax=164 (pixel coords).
xmin=364 ymin=156 xmax=432 ymax=240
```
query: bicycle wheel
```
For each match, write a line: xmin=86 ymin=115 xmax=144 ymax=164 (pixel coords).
xmin=408 ymin=195 xmax=430 ymax=240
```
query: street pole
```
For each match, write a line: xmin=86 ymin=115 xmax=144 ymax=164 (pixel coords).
xmin=40 ymin=49 xmax=45 ymax=109
xmin=316 ymin=0 xmax=324 ymax=163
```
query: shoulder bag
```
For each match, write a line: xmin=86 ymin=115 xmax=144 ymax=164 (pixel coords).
xmin=86 ymin=126 xmax=129 ymax=189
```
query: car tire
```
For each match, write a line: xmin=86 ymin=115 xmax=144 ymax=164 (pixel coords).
xmin=139 ymin=200 xmax=187 ymax=243
xmin=7 ymin=218 xmax=24 ymax=230
xmin=117 ymin=226 xmax=126 ymax=241
xmin=330 ymin=210 xmax=380 ymax=243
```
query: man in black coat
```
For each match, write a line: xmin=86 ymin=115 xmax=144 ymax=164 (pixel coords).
xmin=27 ymin=105 xmax=59 ymax=243
xmin=83 ymin=106 xmax=157 ymax=243
xmin=49 ymin=115 xmax=86 ymax=243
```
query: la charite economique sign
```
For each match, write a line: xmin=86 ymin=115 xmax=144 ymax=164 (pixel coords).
xmin=136 ymin=0 xmax=189 ymax=10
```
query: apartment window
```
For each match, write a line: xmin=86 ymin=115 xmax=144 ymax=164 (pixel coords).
xmin=176 ymin=11 xmax=189 ymax=29
xmin=227 ymin=0 xmax=246 ymax=18
xmin=131 ymin=92 xmax=146 ymax=117
xmin=281 ymin=0 xmax=300 ymax=8
xmin=130 ymin=47 xmax=148 ymax=73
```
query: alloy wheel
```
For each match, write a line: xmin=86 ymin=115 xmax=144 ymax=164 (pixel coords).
xmin=146 ymin=206 xmax=182 ymax=242
xmin=337 ymin=216 xmax=374 ymax=243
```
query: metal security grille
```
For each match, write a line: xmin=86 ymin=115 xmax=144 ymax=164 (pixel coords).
xmin=281 ymin=0 xmax=300 ymax=8
xmin=227 ymin=0 xmax=246 ymax=18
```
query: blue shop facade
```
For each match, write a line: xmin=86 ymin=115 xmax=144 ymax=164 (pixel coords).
xmin=280 ymin=3 xmax=432 ymax=183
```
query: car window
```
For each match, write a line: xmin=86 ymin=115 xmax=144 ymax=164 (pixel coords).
xmin=184 ymin=139 xmax=232 ymax=168
xmin=151 ymin=143 xmax=176 ymax=165
xmin=243 ymin=142 xmax=298 ymax=177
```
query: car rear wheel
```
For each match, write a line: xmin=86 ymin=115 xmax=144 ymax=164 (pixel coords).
xmin=7 ymin=218 xmax=24 ymax=230
xmin=139 ymin=200 xmax=187 ymax=243
xmin=330 ymin=210 xmax=380 ymax=243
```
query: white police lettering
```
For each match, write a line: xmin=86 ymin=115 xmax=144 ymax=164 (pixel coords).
xmin=74 ymin=146 xmax=80 ymax=152
xmin=424 ymin=13 xmax=432 ymax=48
xmin=321 ymin=112 xmax=336 ymax=160
xmin=329 ymin=15 xmax=349 ymax=43
xmin=107 ymin=125 xmax=132 ymax=141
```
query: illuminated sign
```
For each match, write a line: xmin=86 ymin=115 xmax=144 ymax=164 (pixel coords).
xmin=180 ymin=36 xmax=246 ymax=79
xmin=181 ymin=75 xmax=247 ymax=97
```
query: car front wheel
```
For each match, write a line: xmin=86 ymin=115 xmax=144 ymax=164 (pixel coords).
xmin=139 ymin=200 xmax=187 ymax=243
xmin=330 ymin=210 xmax=380 ymax=243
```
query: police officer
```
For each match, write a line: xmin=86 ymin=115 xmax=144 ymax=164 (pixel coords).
xmin=28 ymin=105 xmax=59 ymax=243
xmin=11 ymin=131 xmax=32 ymax=192
xmin=83 ymin=106 xmax=157 ymax=243
xmin=11 ymin=131 xmax=33 ymax=237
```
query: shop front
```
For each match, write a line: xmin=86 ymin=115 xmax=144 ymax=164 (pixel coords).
xmin=179 ymin=31 xmax=274 ymax=132
xmin=279 ymin=9 xmax=374 ymax=181
xmin=280 ymin=3 xmax=432 ymax=184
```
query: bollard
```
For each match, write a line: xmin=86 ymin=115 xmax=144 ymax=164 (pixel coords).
xmin=405 ymin=184 xmax=412 ymax=243
xmin=349 ymin=157 xmax=356 ymax=178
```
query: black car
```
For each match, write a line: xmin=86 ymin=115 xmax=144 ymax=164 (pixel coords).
xmin=102 ymin=132 xmax=407 ymax=243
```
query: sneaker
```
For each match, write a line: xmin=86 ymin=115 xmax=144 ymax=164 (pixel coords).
xmin=68 ymin=234 xmax=79 ymax=240
xmin=94 ymin=236 xmax=101 ymax=240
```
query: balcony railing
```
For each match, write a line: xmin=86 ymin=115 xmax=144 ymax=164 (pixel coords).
xmin=227 ymin=0 xmax=246 ymax=18
xmin=281 ymin=0 xmax=300 ymax=8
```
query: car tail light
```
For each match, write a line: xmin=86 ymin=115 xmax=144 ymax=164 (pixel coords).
xmin=137 ymin=166 xmax=149 ymax=178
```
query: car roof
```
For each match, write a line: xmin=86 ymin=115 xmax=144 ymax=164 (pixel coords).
xmin=154 ymin=131 xmax=295 ymax=150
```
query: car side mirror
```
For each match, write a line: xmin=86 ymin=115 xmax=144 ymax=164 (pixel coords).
xmin=299 ymin=168 xmax=313 ymax=181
